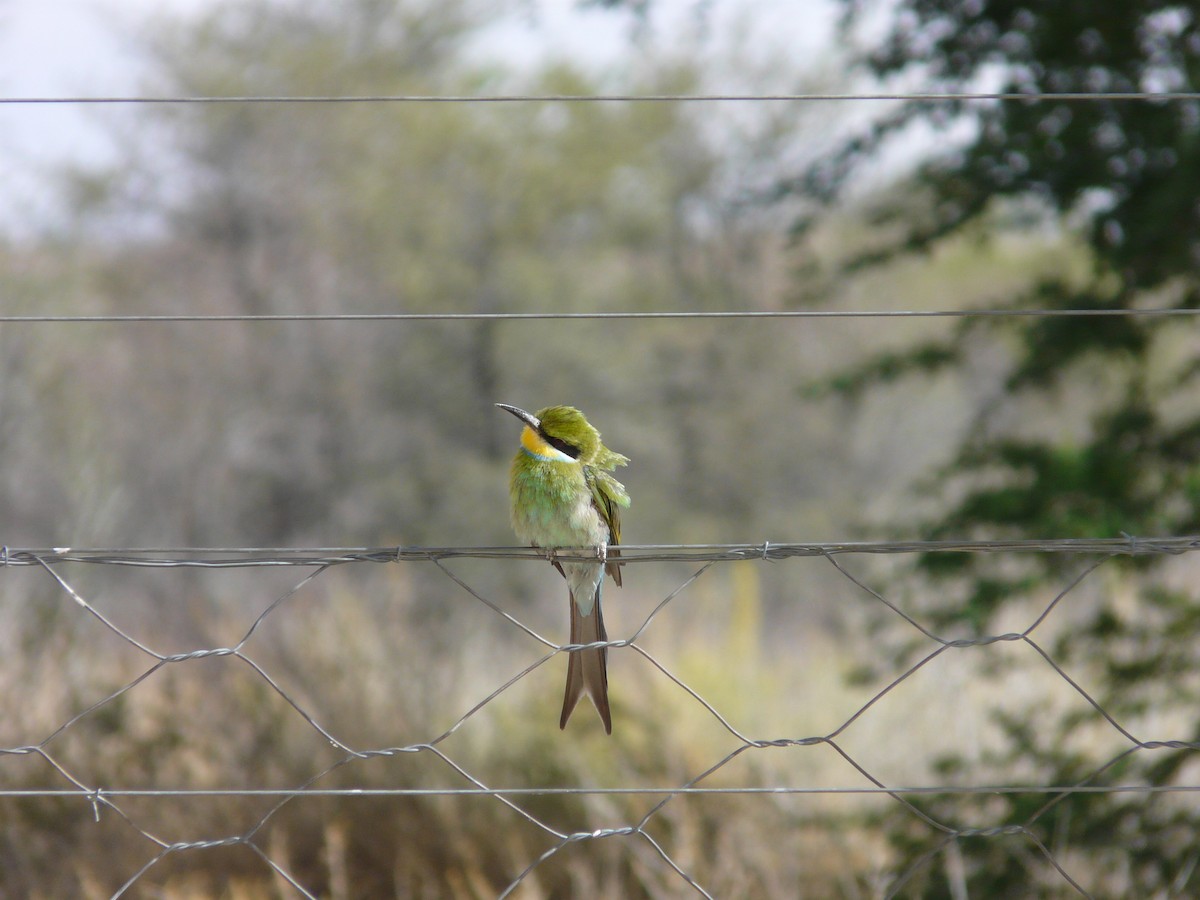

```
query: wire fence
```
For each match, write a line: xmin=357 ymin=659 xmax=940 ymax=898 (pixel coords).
xmin=5 ymin=307 xmax=1200 ymax=323
xmin=5 ymin=33 xmax=1200 ymax=899
xmin=4 ymin=538 xmax=1200 ymax=897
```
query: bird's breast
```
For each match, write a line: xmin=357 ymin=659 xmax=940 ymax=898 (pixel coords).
xmin=509 ymin=459 xmax=606 ymax=548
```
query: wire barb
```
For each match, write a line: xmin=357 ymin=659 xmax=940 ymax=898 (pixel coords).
xmin=89 ymin=788 xmax=104 ymax=823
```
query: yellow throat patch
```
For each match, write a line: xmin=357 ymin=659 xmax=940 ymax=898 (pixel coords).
xmin=521 ymin=425 xmax=576 ymax=462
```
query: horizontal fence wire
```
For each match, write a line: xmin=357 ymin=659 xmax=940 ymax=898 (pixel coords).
xmin=3 ymin=91 xmax=1200 ymax=104
xmin=5 ymin=535 xmax=1200 ymax=568
xmin=4 ymin=307 xmax=1200 ymax=323
xmin=3 ymin=783 xmax=1200 ymax=798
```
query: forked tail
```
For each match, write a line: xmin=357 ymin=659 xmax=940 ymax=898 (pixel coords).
xmin=560 ymin=585 xmax=611 ymax=734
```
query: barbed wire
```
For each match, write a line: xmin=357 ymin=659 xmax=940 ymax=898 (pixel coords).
xmin=3 ymin=535 xmax=1198 ymax=568
xmin=2 ymin=91 xmax=1199 ymax=105
xmin=4 ymin=537 xmax=1200 ymax=897
xmin=4 ymin=306 xmax=1200 ymax=323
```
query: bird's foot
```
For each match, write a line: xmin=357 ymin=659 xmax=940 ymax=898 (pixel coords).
xmin=536 ymin=546 xmax=568 ymax=578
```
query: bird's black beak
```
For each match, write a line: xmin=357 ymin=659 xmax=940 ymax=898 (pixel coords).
xmin=495 ymin=403 xmax=540 ymax=430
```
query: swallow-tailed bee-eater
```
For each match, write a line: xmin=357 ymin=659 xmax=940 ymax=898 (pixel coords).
xmin=496 ymin=403 xmax=629 ymax=733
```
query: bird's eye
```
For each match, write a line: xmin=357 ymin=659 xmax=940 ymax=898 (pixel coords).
xmin=542 ymin=432 xmax=581 ymax=459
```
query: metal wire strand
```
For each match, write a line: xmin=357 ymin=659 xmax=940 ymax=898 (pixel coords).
xmin=3 ymin=535 xmax=1198 ymax=568
xmin=2 ymin=90 xmax=1200 ymax=105
xmin=3 ymin=307 xmax=1200 ymax=323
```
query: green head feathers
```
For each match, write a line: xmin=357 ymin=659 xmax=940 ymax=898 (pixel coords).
xmin=535 ymin=406 xmax=602 ymax=462
xmin=495 ymin=403 xmax=629 ymax=472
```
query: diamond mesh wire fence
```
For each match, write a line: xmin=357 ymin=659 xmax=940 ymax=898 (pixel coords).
xmin=3 ymin=539 xmax=1198 ymax=897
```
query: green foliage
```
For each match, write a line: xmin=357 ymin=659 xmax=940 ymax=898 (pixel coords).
xmin=824 ymin=1 xmax=1200 ymax=288
xmin=806 ymin=0 xmax=1200 ymax=601
xmin=807 ymin=341 xmax=960 ymax=401
xmin=803 ymin=0 xmax=1200 ymax=892
xmin=1004 ymin=282 xmax=1147 ymax=390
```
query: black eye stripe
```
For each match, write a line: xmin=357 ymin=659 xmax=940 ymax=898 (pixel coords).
xmin=541 ymin=430 xmax=580 ymax=459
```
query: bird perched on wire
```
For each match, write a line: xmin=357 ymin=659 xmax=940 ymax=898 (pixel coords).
xmin=496 ymin=403 xmax=630 ymax=733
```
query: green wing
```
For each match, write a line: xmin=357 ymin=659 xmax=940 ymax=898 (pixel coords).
xmin=587 ymin=468 xmax=630 ymax=586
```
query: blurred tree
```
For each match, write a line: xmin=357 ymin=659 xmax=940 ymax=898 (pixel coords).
xmin=51 ymin=0 xmax=725 ymax=546
xmin=799 ymin=1 xmax=1200 ymax=895
xmin=17 ymin=0 xmax=826 ymax=558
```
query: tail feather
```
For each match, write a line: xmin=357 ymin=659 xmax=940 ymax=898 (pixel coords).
xmin=560 ymin=586 xmax=611 ymax=734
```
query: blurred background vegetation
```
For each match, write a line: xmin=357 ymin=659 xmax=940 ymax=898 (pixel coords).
xmin=2 ymin=0 xmax=1198 ymax=896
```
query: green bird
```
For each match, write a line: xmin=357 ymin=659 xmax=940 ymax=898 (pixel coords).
xmin=496 ymin=403 xmax=630 ymax=733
